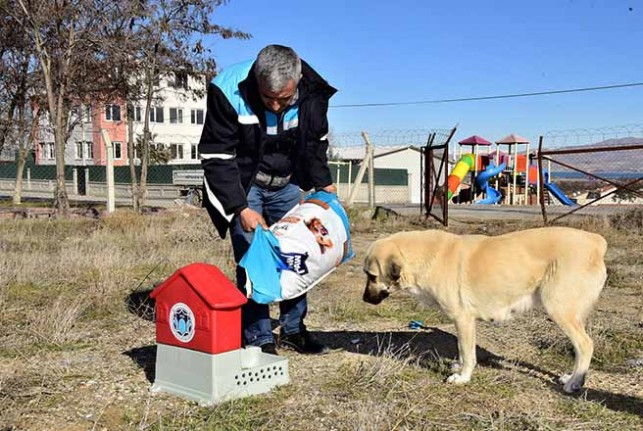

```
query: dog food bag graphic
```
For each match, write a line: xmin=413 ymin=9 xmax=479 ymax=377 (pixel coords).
xmin=240 ymin=191 xmax=354 ymax=303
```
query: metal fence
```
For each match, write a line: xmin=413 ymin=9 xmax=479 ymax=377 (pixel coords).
xmin=5 ymin=123 xmax=638 ymax=222
xmin=329 ymin=129 xmax=451 ymax=207
xmin=538 ymin=125 xmax=643 ymax=224
xmin=417 ymin=124 xmax=643 ymax=226
xmin=423 ymin=128 xmax=458 ymax=225
xmin=0 ymin=128 xmax=446 ymax=209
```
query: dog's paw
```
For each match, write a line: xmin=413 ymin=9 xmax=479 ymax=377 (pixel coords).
xmin=563 ymin=380 xmax=583 ymax=393
xmin=450 ymin=362 xmax=462 ymax=372
xmin=560 ymin=373 xmax=586 ymax=393
xmin=446 ymin=373 xmax=470 ymax=385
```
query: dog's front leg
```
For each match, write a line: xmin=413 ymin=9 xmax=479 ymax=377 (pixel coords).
xmin=447 ymin=315 xmax=476 ymax=385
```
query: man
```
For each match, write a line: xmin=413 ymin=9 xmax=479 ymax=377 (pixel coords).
xmin=199 ymin=45 xmax=337 ymax=355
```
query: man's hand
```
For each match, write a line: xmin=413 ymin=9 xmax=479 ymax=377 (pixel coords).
xmin=239 ymin=208 xmax=268 ymax=232
xmin=319 ymin=184 xmax=337 ymax=194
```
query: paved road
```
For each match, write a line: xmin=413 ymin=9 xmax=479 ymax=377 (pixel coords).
xmin=383 ymin=201 xmax=640 ymax=223
xmin=2 ymin=189 xmax=639 ymax=223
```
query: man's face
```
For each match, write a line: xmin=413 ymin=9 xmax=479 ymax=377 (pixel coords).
xmin=258 ymin=78 xmax=297 ymax=114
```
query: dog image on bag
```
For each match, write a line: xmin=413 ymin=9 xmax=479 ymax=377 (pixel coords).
xmin=362 ymin=227 xmax=607 ymax=393
xmin=306 ymin=217 xmax=334 ymax=254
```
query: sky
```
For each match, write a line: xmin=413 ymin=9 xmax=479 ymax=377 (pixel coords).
xmin=205 ymin=0 xmax=642 ymax=147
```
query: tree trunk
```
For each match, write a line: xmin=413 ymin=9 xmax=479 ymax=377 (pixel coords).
xmin=14 ymin=109 xmax=41 ymax=205
xmin=137 ymin=63 xmax=156 ymax=211
xmin=51 ymin=92 xmax=73 ymax=215
xmin=126 ymin=102 xmax=140 ymax=212
xmin=53 ymin=106 xmax=70 ymax=216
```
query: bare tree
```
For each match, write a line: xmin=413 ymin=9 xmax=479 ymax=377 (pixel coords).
xmin=115 ymin=0 xmax=250 ymax=211
xmin=4 ymin=1 xmax=132 ymax=214
xmin=2 ymin=0 xmax=248 ymax=213
xmin=0 ymin=8 xmax=41 ymax=205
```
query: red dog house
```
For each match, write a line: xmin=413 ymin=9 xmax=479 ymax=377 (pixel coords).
xmin=150 ymin=263 xmax=247 ymax=354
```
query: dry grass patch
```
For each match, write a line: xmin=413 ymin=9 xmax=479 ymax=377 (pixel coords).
xmin=1 ymin=208 xmax=642 ymax=430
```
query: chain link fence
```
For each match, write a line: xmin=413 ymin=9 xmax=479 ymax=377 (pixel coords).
xmin=538 ymin=124 xmax=643 ymax=224
xmin=1 ymin=128 xmax=446 ymax=209
xmin=329 ymin=129 xmax=449 ymax=207
xmin=4 ymin=123 xmax=638 ymax=221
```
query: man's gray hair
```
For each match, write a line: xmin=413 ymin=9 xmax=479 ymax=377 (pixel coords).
xmin=254 ymin=45 xmax=302 ymax=92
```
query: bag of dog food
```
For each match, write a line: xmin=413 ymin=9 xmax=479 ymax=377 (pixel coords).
xmin=239 ymin=191 xmax=354 ymax=304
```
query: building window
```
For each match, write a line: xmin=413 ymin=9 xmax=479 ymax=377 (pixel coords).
xmin=83 ymin=105 xmax=92 ymax=123
xmin=172 ymin=72 xmax=188 ymax=90
xmin=170 ymin=143 xmax=183 ymax=160
xmin=191 ymin=109 xmax=204 ymax=125
xmin=151 ymin=142 xmax=165 ymax=152
xmin=113 ymin=141 xmax=123 ymax=160
xmin=76 ymin=141 xmax=92 ymax=159
xmin=105 ymin=104 xmax=121 ymax=121
xmin=75 ymin=142 xmax=84 ymax=159
xmin=190 ymin=144 xmax=198 ymax=160
xmin=40 ymin=142 xmax=55 ymax=160
xmin=150 ymin=106 xmax=164 ymax=123
xmin=169 ymin=108 xmax=183 ymax=124
xmin=134 ymin=106 xmax=142 ymax=122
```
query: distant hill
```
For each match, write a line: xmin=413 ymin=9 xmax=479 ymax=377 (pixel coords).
xmin=564 ymin=137 xmax=643 ymax=149
xmin=545 ymin=136 xmax=643 ymax=174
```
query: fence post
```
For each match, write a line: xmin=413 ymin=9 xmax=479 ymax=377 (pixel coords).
xmin=72 ymin=168 xmax=78 ymax=195
xmin=101 ymin=129 xmax=116 ymax=213
xmin=362 ymin=131 xmax=375 ymax=208
xmin=537 ymin=135 xmax=547 ymax=225
xmin=346 ymin=132 xmax=373 ymax=206
xmin=85 ymin=168 xmax=90 ymax=195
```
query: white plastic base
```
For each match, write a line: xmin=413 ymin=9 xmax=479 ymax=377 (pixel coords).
xmin=151 ymin=344 xmax=289 ymax=405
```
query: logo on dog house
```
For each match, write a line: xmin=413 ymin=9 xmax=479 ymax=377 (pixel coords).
xmin=150 ymin=263 xmax=247 ymax=354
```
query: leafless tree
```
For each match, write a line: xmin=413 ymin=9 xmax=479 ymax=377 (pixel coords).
xmin=114 ymin=0 xmax=250 ymax=211
xmin=0 ymin=8 xmax=41 ymax=205
xmin=1 ymin=0 xmax=248 ymax=214
xmin=2 ymin=1 xmax=128 ymax=214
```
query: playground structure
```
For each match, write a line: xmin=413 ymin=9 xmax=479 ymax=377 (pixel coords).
xmin=449 ymin=134 xmax=575 ymax=206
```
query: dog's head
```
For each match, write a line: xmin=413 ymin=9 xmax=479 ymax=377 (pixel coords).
xmin=362 ymin=238 xmax=404 ymax=305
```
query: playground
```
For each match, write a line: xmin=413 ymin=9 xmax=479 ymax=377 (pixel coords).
xmin=447 ymin=134 xmax=575 ymax=207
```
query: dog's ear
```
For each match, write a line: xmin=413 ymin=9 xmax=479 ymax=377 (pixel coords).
xmin=388 ymin=259 xmax=401 ymax=282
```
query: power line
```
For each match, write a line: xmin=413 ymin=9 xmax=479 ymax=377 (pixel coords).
xmin=330 ymin=81 xmax=643 ymax=108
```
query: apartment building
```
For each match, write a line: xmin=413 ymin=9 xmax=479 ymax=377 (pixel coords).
xmin=35 ymin=73 xmax=207 ymax=166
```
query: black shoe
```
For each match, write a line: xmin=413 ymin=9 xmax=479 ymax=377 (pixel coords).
xmin=260 ymin=342 xmax=278 ymax=355
xmin=280 ymin=331 xmax=329 ymax=355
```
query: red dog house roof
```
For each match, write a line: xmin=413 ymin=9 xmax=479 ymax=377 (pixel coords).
xmin=150 ymin=263 xmax=247 ymax=354
xmin=150 ymin=262 xmax=246 ymax=309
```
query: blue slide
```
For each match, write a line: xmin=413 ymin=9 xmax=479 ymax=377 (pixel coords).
xmin=474 ymin=162 xmax=506 ymax=204
xmin=544 ymin=181 xmax=575 ymax=206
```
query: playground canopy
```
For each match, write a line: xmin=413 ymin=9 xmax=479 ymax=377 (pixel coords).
xmin=496 ymin=133 xmax=530 ymax=144
xmin=458 ymin=135 xmax=492 ymax=146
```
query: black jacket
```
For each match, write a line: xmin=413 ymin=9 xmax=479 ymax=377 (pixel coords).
xmin=199 ymin=59 xmax=337 ymax=238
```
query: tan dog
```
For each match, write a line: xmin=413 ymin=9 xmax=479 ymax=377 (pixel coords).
xmin=362 ymin=227 xmax=607 ymax=393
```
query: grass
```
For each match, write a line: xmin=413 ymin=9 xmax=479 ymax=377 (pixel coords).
xmin=0 ymin=206 xmax=642 ymax=430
